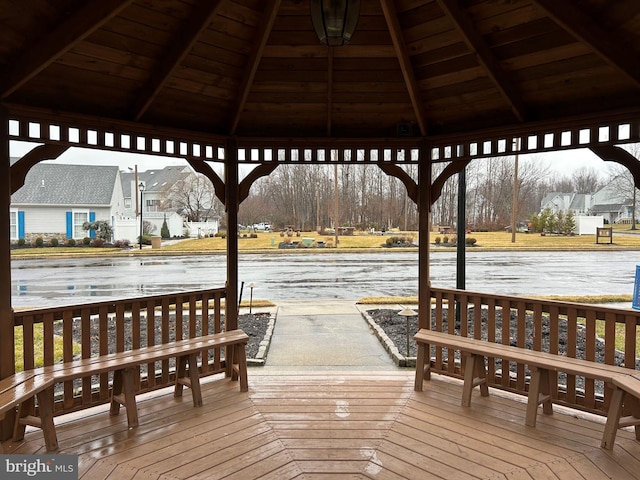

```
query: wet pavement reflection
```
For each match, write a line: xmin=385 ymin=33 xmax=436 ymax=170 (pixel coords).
xmin=11 ymin=250 xmax=640 ymax=308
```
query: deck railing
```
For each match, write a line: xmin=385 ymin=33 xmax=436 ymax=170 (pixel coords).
xmin=13 ymin=288 xmax=226 ymax=415
xmin=427 ymin=287 xmax=640 ymax=415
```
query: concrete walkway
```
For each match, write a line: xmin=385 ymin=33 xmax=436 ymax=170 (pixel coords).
xmin=260 ymin=300 xmax=400 ymax=371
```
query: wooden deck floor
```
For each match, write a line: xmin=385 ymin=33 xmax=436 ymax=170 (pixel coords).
xmin=5 ymin=370 xmax=640 ymax=479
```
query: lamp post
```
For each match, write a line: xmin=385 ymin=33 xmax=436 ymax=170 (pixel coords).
xmin=247 ymin=282 xmax=255 ymax=314
xmin=138 ymin=182 xmax=145 ymax=250
xmin=398 ymin=307 xmax=418 ymax=359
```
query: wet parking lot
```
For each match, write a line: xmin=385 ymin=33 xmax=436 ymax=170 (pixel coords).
xmin=11 ymin=250 xmax=640 ymax=308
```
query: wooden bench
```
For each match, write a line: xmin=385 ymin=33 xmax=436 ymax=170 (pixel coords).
xmin=414 ymin=329 xmax=640 ymax=450
xmin=3 ymin=329 xmax=249 ymax=452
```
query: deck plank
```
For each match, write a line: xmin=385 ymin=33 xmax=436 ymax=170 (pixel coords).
xmin=5 ymin=371 xmax=640 ymax=479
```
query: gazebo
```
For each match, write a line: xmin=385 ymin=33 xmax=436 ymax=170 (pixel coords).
xmin=3 ymin=1 xmax=640 ymax=476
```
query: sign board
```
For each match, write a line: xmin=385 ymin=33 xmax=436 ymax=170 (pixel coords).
xmin=633 ymin=265 xmax=640 ymax=310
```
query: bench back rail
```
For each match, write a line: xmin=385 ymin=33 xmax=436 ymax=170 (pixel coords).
xmin=12 ymin=288 xmax=228 ymax=416
xmin=424 ymin=287 xmax=640 ymax=416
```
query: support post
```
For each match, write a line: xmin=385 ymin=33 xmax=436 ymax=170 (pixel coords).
xmin=225 ymin=138 xmax=239 ymax=332
xmin=0 ymin=106 xmax=15 ymax=440
xmin=418 ymin=141 xmax=432 ymax=330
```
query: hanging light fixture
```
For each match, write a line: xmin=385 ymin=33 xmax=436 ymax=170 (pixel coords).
xmin=310 ymin=0 xmax=360 ymax=47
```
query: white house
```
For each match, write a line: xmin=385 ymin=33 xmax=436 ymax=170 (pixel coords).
xmin=540 ymin=176 xmax=636 ymax=225
xmin=10 ymin=161 xmax=126 ymax=242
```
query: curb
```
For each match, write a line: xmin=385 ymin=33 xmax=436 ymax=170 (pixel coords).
xmin=247 ymin=307 xmax=278 ymax=366
xmin=357 ymin=305 xmax=416 ymax=368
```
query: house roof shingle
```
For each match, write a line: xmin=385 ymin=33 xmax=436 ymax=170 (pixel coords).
xmin=11 ymin=163 xmax=119 ymax=206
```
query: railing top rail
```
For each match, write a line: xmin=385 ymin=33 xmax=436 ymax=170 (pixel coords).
xmin=13 ymin=287 xmax=226 ymax=324
xmin=430 ymin=286 xmax=640 ymax=323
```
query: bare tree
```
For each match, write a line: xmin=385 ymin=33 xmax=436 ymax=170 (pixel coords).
xmin=572 ymin=166 xmax=603 ymax=193
xmin=162 ymin=173 xmax=221 ymax=222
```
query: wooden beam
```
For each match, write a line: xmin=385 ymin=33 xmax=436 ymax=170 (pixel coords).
xmin=327 ymin=48 xmax=334 ymax=137
xmin=589 ymin=145 xmax=640 ymax=189
xmin=436 ymin=0 xmax=526 ymax=122
xmin=379 ymin=0 xmax=428 ymax=136
xmin=10 ymin=145 xmax=69 ymax=194
xmin=132 ymin=0 xmax=225 ymax=121
xmin=225 ymin=138 xmax=239 ymax=333
xmin=239 ymin=164 xmax=279 ymax=203
xmin=533 ymin=0 xmax=640 ymax=88
xmin=0 ymin=0 xmax=134 ymax=99
xmin=186 ymin=159 xmax=225 ymax=203
xmin=418 ymin=141 xmax=432 ymax=331
xmin=0 ymin=106 xmax=15 ymax=441
xmin=378 ymin=164 xmax=418 ymax=203
xmin=229 ymin=0 xmax=281 ymax=135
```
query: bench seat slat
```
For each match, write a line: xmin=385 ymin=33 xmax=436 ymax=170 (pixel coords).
xmin=414 ymin=328 xmax=640 ymax=451
xmin=2 ymin=329 xmax=249 ymax=453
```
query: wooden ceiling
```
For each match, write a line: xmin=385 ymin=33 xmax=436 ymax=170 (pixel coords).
xmin=2 ymin=0 xmax=640 ymax=143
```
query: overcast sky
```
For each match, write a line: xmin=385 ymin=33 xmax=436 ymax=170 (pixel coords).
xmin=9 ymin=140 xmax=614 ymax=178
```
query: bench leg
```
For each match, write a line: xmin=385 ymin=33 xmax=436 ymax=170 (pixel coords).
xmin=232 ymin=343 xmax=248 ymax=392
xmin=110 ymin=368 xmax=139 ymax=428
xmin=526 ymin=368 xmax=553 ymax=427
xmin=175 ymin=354 xmax=203 ymax=407
xmin=414 ymin=342 xmax=431 ymax=392
xmin=462 ymin=353 xmax=488 ymax=407
xmin=602 ymin=386 xmax=625 ymax=449
xmin=36 ymin=387 xmax=58 ymax=452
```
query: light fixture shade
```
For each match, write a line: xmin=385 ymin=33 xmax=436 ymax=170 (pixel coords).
xmin=138 ymin=182 xmax=145 ymax=192
xmin=310 ymin=0 xmax=360 ymax=47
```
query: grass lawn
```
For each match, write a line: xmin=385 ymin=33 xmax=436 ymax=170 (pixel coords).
xmin=157 ymin=229 xmax=640 ymax=252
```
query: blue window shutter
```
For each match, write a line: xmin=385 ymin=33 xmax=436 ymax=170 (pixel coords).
xmin=18 ymin=211 xmax=25 ymax=239
xmin=66 ymin=211 xmax=73 ymax=238
xmin=89 ymin=212 xmax=96 ymax=238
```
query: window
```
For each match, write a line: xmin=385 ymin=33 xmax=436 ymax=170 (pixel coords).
xmin=74 ymin=211 xmax=89 ymax=239
xmin=9 ymin=210 xmax=17 ymax=240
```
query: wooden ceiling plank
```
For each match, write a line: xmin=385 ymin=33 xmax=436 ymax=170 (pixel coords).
xmin=533 ymin=0 xmax=640 ymax=88
xmin=436 ymin=0 xmax=526 ymax=122
xmin=379 ymin=0 xmax=428 ymax=136
xmin=229 ymin=0 xmax=282 ymax=135
xmin=0 ymin=0 xmax=134 ymax=99
xmin=132 ymin=0 xmax=225 ymax=121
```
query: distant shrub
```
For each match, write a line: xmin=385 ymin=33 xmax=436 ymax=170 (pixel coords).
xmin=66 ymin=238 xmax=76 ymax=247
xmin=83 ymin=237 xmax=91 ymax=245
xmin=434 ymin=237 xmax=441 ymax=244
xmin=443 ymin=236 xmax=449 ymax=244
xmin=17 ymin=238 xmax=25 ymax=246
xmin=49 ymin=237 xmax=59 ymax=247
xmin=386 ymin=237 xmax=394 ymax=246
xmin=113 ymin=239 xmax=130 ymax=248
xmin=91 ymin=238 xmax=105 ymax=247
xmin=465 ymin=237 xmax=477 ymax=245
xmin=34 ymin=237 xmax=44 ymax=247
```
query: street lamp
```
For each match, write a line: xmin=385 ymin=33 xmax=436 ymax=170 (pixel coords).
xmin=138 ymin=182 xmax=145 ymax=250
xmin=399 ymin=307 xmax=418 ymax=359
xmin=247 ymin=282 xmax=255 ymax=314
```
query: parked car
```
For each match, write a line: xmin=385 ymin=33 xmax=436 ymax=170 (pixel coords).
xmin=252 ymin=222 xmax=271 ymax=231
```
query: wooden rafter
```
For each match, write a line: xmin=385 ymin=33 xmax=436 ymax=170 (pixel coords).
xmin=437 ymin=0 xmax=526 ymax=122
xmin=229 ymin=0 xmax=281 ymax=135
xmin=0 ymin=0 xmax=133 ymax=99
xmin=327 ymin=48 xmax=334 ymax=137
xmin=379 ymin=0 xmax=428 ymax=136
xmin=132 ymin=0 xmax=225 ymax=121
xmin=533 ymin=0 xmax=640 ymax=88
